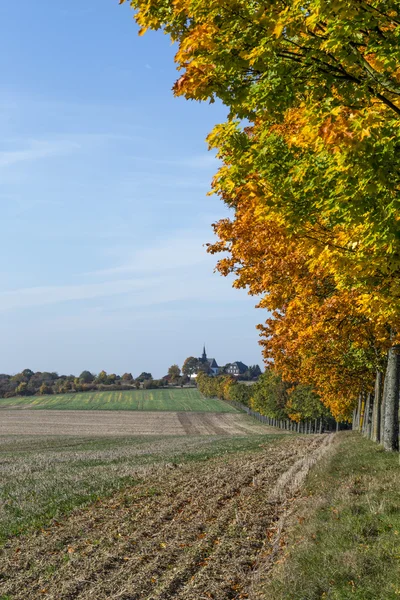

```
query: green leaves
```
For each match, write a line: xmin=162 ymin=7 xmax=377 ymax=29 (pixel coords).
xmin=123 ymin=0 xmax=400 ymax=415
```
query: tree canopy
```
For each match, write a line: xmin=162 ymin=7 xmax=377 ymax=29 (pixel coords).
xmin=122 ymin=0 xmax=400 ymax=423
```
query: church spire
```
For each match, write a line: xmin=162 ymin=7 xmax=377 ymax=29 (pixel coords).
xmin=202 ymin=345 xmax=207 ymax=362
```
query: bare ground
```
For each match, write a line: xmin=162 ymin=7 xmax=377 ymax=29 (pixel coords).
xmin=0 ymin=410 xmax=273 ymax=437
xmin=0 ymin=434 xmax=333 ymax=600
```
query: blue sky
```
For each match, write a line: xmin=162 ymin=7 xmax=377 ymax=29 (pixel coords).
xmin=0 ymin=0 xmax=265 ymax=377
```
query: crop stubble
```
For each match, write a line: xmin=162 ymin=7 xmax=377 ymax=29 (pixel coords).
xmin=0 ymin=410 xmax=270 ymax=437
xmin=0 ymin=435 xmax=330 ymax=600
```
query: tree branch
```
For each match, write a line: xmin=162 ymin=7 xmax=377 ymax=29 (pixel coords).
xmin=349 ymin=42 xmax=400 ymax=96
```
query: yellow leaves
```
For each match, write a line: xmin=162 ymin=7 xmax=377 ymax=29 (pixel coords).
xmin=360 ymin=128 xmax=371 ymax=140
xmin=245 ymin=46 xmax=264 ymax=67
xmin=273 ymin=22 xmax=284 ymax=38
xmin=177 ymin=22 xmax=218 ymax=55
xmin=120 ymin=0 xmax=400 ymax=421
xmin=305 ymin=11 xmax=320 ymax=29
xmin=172 ymin=0 xmax=190 ymax=15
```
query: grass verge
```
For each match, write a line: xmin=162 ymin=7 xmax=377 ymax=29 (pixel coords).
xmin=262 ymin=432 xmax=400 ymax=600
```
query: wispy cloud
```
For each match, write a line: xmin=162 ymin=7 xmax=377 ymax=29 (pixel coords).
xmin=0 ymin=133 xmax=147 ymax=170
xmin=0 ymin=269 xmax=239 ymax=313
xmin=0 ymin=278 xmax=164 ymax=312
xmin=86 ymin=231 xmax=212 ymax=277
xmin=0 ymin=139 xmax=80 ymax=168
xmin=0 ymin=228 xmax=235 ymax=312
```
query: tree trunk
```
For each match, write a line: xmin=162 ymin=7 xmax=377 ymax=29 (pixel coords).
xmin=371 ymin=371 xmax=382 ymax=443
xmin=356 ymin=394 xmax=364 ymax=432
xmin=383 ymin=345 xmax=400 ymax=452
xmin=367 ymin=395 xmax=373 ymax=439
xmin=352 ymin=408 xmax=357 ymax=431
xmin=362 ymin=393 xmax=371 ymax=437
xmin=355 ymin=394 xmax=362 ymax=431
xmin=360 ymin=393 xmax=366 ymax=432
xmin=380 ymin=370 xmax=387 ymax=445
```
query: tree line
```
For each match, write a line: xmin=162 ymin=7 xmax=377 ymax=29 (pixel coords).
xmin=0 ymin=358 xmax=261 ymax=399
xmin=123 ymin=0 xmax=400 ymax=451
xmin=197 ymin=372 xmax=333 ymax=424
xmin=0 ymin=369 xmax=173 ymax=398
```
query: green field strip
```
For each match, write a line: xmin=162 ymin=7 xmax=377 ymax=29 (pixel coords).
xmin=0 ymin=388 xmax=238 ymax=413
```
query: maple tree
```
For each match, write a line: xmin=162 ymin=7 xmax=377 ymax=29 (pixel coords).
xmin=197 ymin=371 xmax=332 ymax=423
xmin=122 ymin=0 xmax=400 ymax=447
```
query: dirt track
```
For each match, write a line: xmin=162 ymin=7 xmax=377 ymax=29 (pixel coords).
xmin=0 ymin=409 xmax=274 ymax=436
xmin=0 ymin=435 xmax=333 ymax=600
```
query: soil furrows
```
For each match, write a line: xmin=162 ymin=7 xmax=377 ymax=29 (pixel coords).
xmin=0 ymin=410 xmax=273 ymax=437
xmin=42 ymin=448 xmax=280 ymax=599
xmin=1 ymin=468 xmax=202 ymax=599
xmin=145 ymin=437 xmax=326 ymax=600
xmin=78 ymin=450 xmax=296 ymax=599
xmin=0 ymin=436 xmax=325 ymax=600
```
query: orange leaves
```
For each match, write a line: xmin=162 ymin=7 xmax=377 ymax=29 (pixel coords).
xmin=318 ymin=113 xmax=355 ymax=148
xmin=172 ymin=64 xmax=216 ymax=100
xmin=121 ymin=0 xmax=400 ymax=421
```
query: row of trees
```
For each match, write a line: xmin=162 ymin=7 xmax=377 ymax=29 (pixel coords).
xmin=0 ymin=369 xmax=181 ymax=398
xmin=1 ymin=359 xmax=261 ymax=399
xmin=124 ymin=0 xmax=400 ymax=450
xmin=197 ymin=372 xmax=332 ymax=423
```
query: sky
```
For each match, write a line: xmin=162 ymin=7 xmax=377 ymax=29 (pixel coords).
xmin=0 ymin=0 xmax=266 ymax=377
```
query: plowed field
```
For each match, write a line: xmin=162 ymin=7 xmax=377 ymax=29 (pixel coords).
xmin=0 ymin=409 xmax=269 ymax=436
xmin=0 ymin=435 xmax=332 ymax=600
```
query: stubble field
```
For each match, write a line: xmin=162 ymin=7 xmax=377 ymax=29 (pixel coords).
xmin=0 ymin=432 xmax=331 ymax=600
xmin=0 ymin=389 xmax=328 ymax=600
xmin=0 ymin=409 xmax=269 ymax=437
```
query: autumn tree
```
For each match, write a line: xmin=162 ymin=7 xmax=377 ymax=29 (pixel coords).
xmin=16 ymin=382 xmax=29 ymax=396
xmin=95 ymin=370 xmax=108 ymax=384
xmin=286 ymin=385 xmax=330 ymax=423
xmin=228 ymin=381 xmax=253 ymax=406
xmin=251 ymin=371 xmax=289 ymax=420
xmin=122 ymin=372 xmax=133 ymax=382
xmin=39 ymin=383 xmax=53 ymax=395
xmin=168 ymin=364 xmax=181 ymax=383
xmin=122 ymin=0 xmax=400 ymax=447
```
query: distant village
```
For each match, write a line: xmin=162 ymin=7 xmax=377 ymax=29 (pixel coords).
xmin=0 ymin=346 xmax=261 ymax=399
xmin=186 ymin=346 xmax=262 ymax=381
